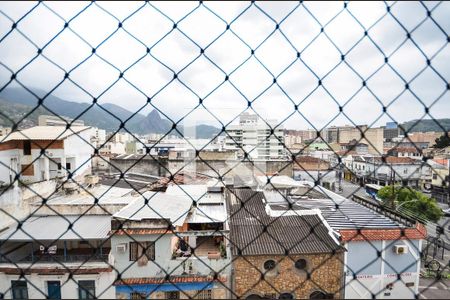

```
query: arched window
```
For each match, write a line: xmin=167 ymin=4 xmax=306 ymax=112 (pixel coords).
xmin=246 ymin=294 xmax=262 ymax=300
xmin=263 ymin=259 xmax=276 ymax=271
xmin=309 ymin=291 xmax=332 ymax=299
xmin=295 ymin=259 xmax=307 ymax=270
xmin=279 ymin=293 xmax=294 ymax=299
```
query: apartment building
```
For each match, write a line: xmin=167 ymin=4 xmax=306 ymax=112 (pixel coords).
xmin=38 ymin=115 xmax=85 ymax=127
xmin=338 ymin=125 xmax=384 ymax=155
xmin=0 ymin=126 xmax=93 ymax=186
xmin=342 ymin=155 xmax=424 ymax=187
xmin=111 ymin=182 xmax=231 ymax=299
xmin=0 ymin=214 xmax=115 ymax=299
xmin=224 ymin=113 xmax=286 ymax=160
xmin=387 ymin=147 xmax=423 ymax=160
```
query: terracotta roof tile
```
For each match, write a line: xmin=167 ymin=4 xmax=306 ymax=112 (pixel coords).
xmin=339 ymin=222 xmax=427 ymax=242
xmin=110 ymin=229 xmax=173 ymax=236
xmin=114 ymin=275 xmax=226 ymax=286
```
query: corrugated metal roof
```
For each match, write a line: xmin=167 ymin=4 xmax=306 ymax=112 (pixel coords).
xmin=0 ymin=215 xmax=111 ymax=241
xmin=113 ymin=190 xmax=192 ymax=226
xmin=2 ymin=126 xmax=91 ymax=141
xmin=228 ymin=189 xmax=342 ymax=256
xmin=187 ymin=203 xmax=227 ymax=224
xmin=266 ymin=183 xmax=403 ymax=230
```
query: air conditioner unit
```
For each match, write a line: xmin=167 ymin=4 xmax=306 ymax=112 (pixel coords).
xmin=393 ymin=245 xmax=409 ymax=254
xmin=116 ymin=244 xmax=127 ymax=253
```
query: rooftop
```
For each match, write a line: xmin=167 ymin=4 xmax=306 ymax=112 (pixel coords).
xmin=2 ymin=126 xmax=91 ymax=141
xmin=113 ymin=186 xmax=193 ymax=226
xmin=262 ymin=181 xmax=406 ymax=230
xmin=0 ymin=215 xmax=111 ymax=241
xmin=227 ymin=188 xmax=342 ymax=256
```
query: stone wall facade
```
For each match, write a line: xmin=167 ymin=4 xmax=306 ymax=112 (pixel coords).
xmin=233 ymin=253 xmax=344 ymax=299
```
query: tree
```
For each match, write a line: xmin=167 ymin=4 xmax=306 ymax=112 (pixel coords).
xmin=377 ymin=186 xmax=443 ymax=223
xmin=433 ymin=134 xmax=450 ymax=149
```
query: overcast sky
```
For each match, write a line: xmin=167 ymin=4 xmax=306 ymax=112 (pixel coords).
xmin=0 ymin=1 xmax=449 ymax=131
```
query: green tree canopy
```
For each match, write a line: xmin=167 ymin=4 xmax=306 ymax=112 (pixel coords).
xmin=377 ymin=186 xmax=443 ymax=223
xmin=433 ymin=134 xmax=450 ymax=149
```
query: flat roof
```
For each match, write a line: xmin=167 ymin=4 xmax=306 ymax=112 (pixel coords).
xmin=0 ymin=215 xmax=111 ymax=241
xmin=2 ymin=126 xmax=91 ymax=141
xmin=113 ymin=187 xmax=193 ymax=226
xmin=35 ymin=185 xmax=133 ymax=206
xmin=266 ymin=182 xmax=404 ymax=230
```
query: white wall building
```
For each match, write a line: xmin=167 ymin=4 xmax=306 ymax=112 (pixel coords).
xmin=0 ymin=215 xmax=115 ymax=299
xmin=38 ymin=115 xmax=85 ymax=127
xmin=224 ymin=113 xmax=286 ymax=160
xmin=0 ymin=126 xmax=93 ymax=186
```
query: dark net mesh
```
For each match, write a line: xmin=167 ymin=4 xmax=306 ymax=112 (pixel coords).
xmin=0 ymin=1 xmax=449 ymax=299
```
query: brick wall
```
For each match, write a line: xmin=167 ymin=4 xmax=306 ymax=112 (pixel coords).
xmin=233 ymin=253 xmax=344 ymax=299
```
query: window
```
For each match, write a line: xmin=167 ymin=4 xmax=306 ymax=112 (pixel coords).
xmin=165 ymin=291 xmax=180 ymax=299
xmin=195 ymin=289 xmax=212 ymax=299
xmin=309 ymin=291 xmax=333 ymax=299
xmin=57 ymin=163 xmax=62 ymax=170
xmin=279 ymin=293 xmax=294 ymax=299
xmin=78 ymin=280 xmax=95 ymax=300
xmin=23 ymin=141 xmax=31 ymax=155
xmin=131 ymin=292 xmax=146 ymax=299
xmin=294 ymin=259 xmax=308 ymax=270
xmin=66 ymin=162 xmax=71 ymax=170
xmin=129 ymin=241 xmax=155 ymax=261
xmin=11 ymin=281 xmax=28 ymax=300
xmin=263 ymin=259 xmax=276 ymax=271
xmin=47 ymin=281 xmax=61 ymax=300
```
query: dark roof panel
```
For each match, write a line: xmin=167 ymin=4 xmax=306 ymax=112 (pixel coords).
xmin=227 ymin=188 xmax=342 ymax=256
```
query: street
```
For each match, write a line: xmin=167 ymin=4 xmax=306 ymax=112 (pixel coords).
xmin=419 ymin=278 xmax=450 ymax=299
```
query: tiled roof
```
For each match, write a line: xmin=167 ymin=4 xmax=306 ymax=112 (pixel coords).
xmin=227 ymin=188 xmax=342 ymax=256
xmin=114 ymin=275 xmax=226 ymax=286
xmin=111 ymin=229 xmax=173 ymax=236
xmin=2 ymin=126 xmax=91 ymax=141
xmin=339 ymin=223 xmax=427 ymax=241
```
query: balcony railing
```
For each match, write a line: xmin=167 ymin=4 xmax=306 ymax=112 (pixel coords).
xmin=1 ymin=253 xmax=108 ymax=264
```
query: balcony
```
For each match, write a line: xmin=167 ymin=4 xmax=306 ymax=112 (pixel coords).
xmin=171 ymin=236 xmax=226 ymax=260
xmin=1 ymin=248 xmax=110 ymax=264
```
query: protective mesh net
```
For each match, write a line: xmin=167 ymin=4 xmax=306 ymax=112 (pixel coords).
xmin=0 ymin=1 xmax=449 ymax=299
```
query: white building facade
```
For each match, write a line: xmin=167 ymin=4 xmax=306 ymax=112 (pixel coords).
xmin=224 ymin=113 xmax=286 ymax=160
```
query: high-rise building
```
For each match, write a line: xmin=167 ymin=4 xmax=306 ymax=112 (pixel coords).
xmin=38 ymin=115 xmax=85 ymax=127
xmin=224 ymin=113 xmax=286 ymax=160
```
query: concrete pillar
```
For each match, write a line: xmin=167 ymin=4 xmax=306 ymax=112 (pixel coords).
xmin=44 ymin=157 xmax=50 ymax=180
xmin=60 ymin=156 xmax=67 ymax=177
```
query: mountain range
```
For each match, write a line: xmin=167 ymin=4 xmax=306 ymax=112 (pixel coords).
xmin=1 ymin=87 xmax=449 ymax=136
xmin=0 ymin=87 xmax=221 ymax=138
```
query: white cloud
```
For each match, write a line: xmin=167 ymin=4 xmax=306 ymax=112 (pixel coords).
xmin=0 ymin=0 xmax=449 ymax=130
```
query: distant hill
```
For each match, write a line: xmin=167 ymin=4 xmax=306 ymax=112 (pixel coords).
xmin=401 ymin=119 xmax=450 ymax=133
xmin=0 ymin=87 xmax=219 ymax=138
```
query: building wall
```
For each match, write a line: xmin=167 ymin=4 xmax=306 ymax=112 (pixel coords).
xmin=0 ymin=180 xmax=58 ymax=230
xmin=339 ymin=127 xmax=383 ymax=155
xmin=64 ymin=129 xmax=93 ymax=179
xmin=233 ymin=253 xmax=343 ymax=299
xmin=0 ymin=271 xmax=115 ymax=299
xmin=0 ymin=148 xmax=19 ymax=185
xmin=344 ymin=240 xmax=421 ymax=299
xmin=111 ymin=234 xmax=231 ymax=279
xmin=109 ymin=158 xmax=293 ymax=178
